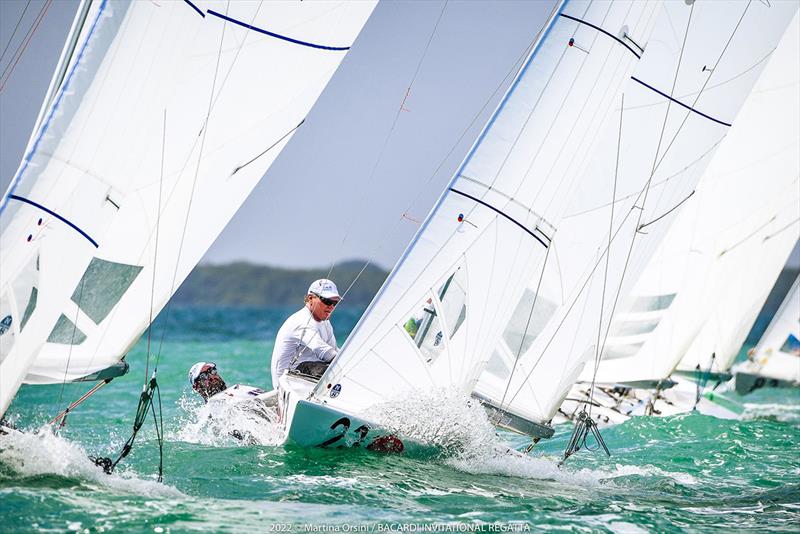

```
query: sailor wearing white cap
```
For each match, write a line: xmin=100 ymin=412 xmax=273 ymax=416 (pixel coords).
xmin=270 ymin=278 xmax=341 ymax=389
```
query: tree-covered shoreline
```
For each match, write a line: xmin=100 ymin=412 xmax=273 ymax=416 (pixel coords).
xmin=172 ymin=260 xmax=388 ymax=308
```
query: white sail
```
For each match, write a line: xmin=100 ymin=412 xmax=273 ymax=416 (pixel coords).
xmin=585 ymin=11 xmax=800 ymax=387
xmin=0 ymin=0 xmax=375 ymax=416
xmin=307 ymin=0 xmax=666 ymax=417
xmin=473 ymin=0 xmax=799 ymax=431
xmin=737 ymin=275 xmax=800 ymax=383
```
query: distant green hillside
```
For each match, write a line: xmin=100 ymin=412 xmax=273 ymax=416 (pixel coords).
xmin=172 ymin=261 xmax=388 ymax=308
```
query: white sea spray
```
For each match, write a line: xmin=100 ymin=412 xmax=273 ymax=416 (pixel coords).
xmin=0 ymin=426 xmax=182 ymax=497
xmin=362 ymin=388 xmax=501 ymax=454
xmin=171 ymin=391 xmax=284 ymax=446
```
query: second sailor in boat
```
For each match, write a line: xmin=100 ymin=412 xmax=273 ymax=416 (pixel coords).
xmin=271 ymin=279 xmax=341 ymax=389
xmin=188 ymin=362 xmax=278 ymax=441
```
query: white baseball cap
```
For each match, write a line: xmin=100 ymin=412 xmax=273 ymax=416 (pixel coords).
xmin=308 ymin=278 xmax=340 ymax=300
xmin=188 ymin=361 xmax=217 ymax=386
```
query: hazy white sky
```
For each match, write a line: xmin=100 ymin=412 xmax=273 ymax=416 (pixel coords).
xmin=0 ymin=0 xmax=557 ymax=270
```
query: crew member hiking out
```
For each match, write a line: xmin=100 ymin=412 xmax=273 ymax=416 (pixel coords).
xmin=271 ymin=279 xmax=340 ymax=389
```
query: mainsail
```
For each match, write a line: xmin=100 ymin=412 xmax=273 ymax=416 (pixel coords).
xmin=0 ymin=0 xmax=375 ymax=417
xmin=309 ymin=0 xmax=666 ymax=416
xmin=585 ymin=11 xmax=800 ymax=387
xmin=735 ymin=275 xmax=800 ymax=387
xmin=472 ymin=0 xmax=799 ymax=432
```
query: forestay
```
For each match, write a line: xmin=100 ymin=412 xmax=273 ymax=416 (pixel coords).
xmin=473 ymin=0 xmax=799 ymax=430
xmin=310 ymin=0 xmax=665 ymax=416
xmin=0 ymin=0 xmax=375 ymax=416
xmin=586 ymin=11 xmax=800 ymax=385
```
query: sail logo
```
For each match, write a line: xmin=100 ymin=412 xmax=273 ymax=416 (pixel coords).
xmin=330 ymin=384 xmax=342 ymax=398
xmin=0 ymin=315 xmax=11 ymax=336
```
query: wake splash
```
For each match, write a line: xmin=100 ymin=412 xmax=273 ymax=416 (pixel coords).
xmin=363 ymin=388 xmax=500 ymax=454
xmin=171 ymin=392 xmax=284 ymax=446
xmin=0 ymin=426 xmax=181 ymax=497
xmin=741 ymin=402 xmax=800 ymax=423
xmin=361 ymin=389 xmax=700 ymax=489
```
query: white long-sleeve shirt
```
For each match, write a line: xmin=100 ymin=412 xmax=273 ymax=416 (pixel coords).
xmin=271 ymin=306 xmax=337 ymax=389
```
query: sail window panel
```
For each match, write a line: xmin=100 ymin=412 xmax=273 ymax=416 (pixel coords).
xmin=437 ymin=269 xmax=467 ymax=339
xmin=485 ymin=349 xmax=512 ymax=381
xmin=70 ymin=258 xmax=143 ymax=324
xmin=401 ymin=293 xmax=446 ymax=365
xmin=609 ymin=317 xmax=660 ymax=337
xmin=628 ymin=294 xmax=676 ymax=313
xmin=503 ymin=288 xmax=558 ymax=357
xmin=10 ymin=253 xmax=40 ymax=333
xmin=47 ymin=314 xmax=87 ymax=345
xmin=19 ymin=287 xmax=38 ymax=332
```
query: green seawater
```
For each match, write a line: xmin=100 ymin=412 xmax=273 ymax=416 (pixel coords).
xmin=1 ymin=307 xmax=798 ymax=533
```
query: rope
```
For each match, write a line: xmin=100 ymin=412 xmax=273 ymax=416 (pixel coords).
xmin=90 ymin=372 xmax=163 ymax=481
xmin=559 ymin=409 xmax=610 ymax=466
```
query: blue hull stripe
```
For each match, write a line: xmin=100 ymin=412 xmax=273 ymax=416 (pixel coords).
xmin=631 ymin=76 xmax=732 ymax=127
xmin=9 ymin=195 xmax=99 ymax=248
xmin=450 ymin=188 xmax=550 ymax=249
xmin=207 ymin=9 xmax=350 ymax=51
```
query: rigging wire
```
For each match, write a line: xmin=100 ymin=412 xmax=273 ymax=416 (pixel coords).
xmin=326 ymin=0 xmax=450 ymax=287
xmin=54 ymin=274 xmax=87 ymax=426
xmin=0 ymin=0 xmax=32 ymax=69
xmin=144 ymin=109 xmax=167 ymax=381
xmin=156 ymin=0 xmax=231 ymax=365
xmin=327 ymin=0 xmax=558 ymax=337
xmin=572 ymin=3 xmax=701 ymax=423
xmin=0 ymin=0 xmax=52 ymax=93
xmin=587 ymin=93 xmax=625 ymax=417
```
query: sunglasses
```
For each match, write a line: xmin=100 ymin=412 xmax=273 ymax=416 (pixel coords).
xmin=197 ymin=368 xmax=218 ymax=381
xmin=312 ymin=293 xmax=340 ymax=307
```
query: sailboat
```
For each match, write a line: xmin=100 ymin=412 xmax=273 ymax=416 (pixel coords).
xmin=0 ymin=0 xmax=376 ymax=423
xmin=560 ymin=13 xmax=800 ymax=423
xmin=470 ymin=0 xmax=798 ymax=444
xmin=734 ymin=275 xmax=800 ymax=395
xmin=277 ymin=0 xmax=798 ymax=451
